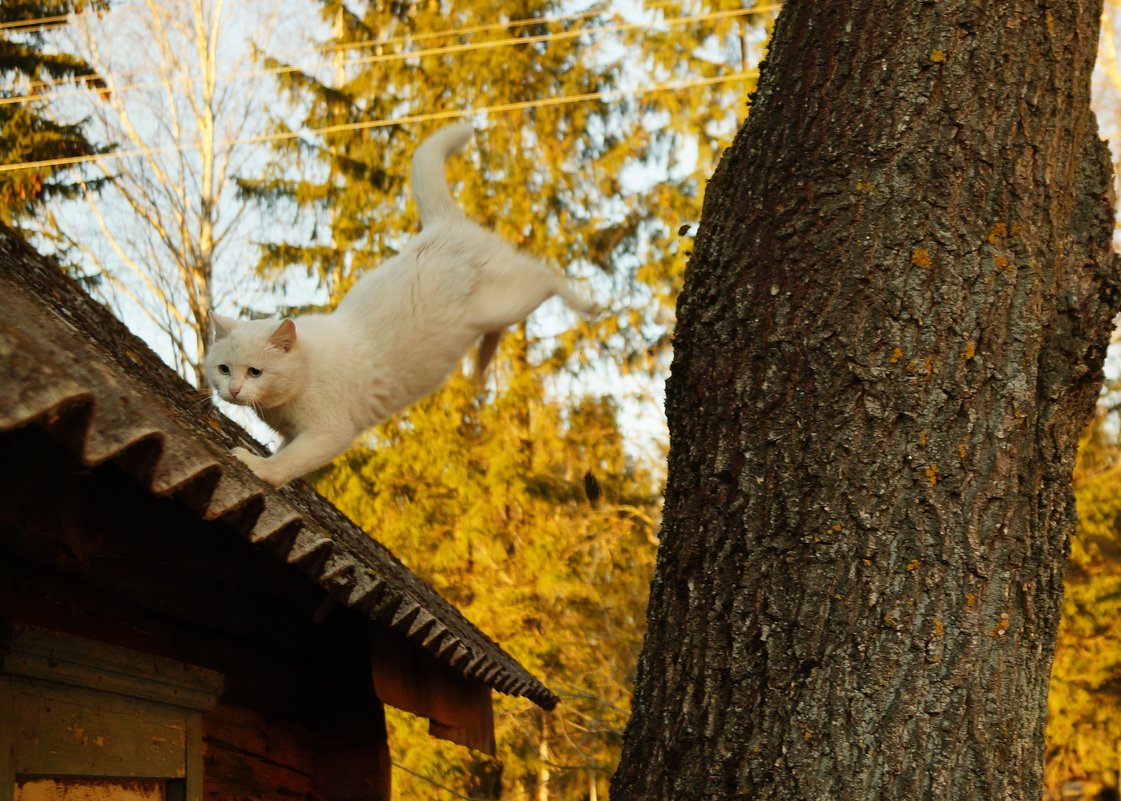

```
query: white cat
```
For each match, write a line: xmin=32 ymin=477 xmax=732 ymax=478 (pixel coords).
xmin=205 ymin=122 xmax=597 ymax=487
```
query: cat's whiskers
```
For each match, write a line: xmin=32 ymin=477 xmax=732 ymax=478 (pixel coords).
xmin=188 ymin=389 xmax=217 ymax=416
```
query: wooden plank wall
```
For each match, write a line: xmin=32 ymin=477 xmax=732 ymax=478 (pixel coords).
xmin=0 ymin=427 xmax=391 ymax=801
xmin=371 ymin=631 xmax=496 ymax=755
xmin=202 ymin=702 xmax=316 ymax=801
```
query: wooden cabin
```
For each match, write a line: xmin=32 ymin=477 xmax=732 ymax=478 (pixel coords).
xmin=0 ymin=224 xmax=557 ymax=801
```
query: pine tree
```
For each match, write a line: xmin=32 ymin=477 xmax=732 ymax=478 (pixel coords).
xmin=240 ymin=0 xmax=637 ymax=304
xmin=238 ymin=1 xmax=773 ymax=363
xmin=238 ymin=2 xmax=774 ymax=796
xmin=0 ymin=0 xmax=111 ymax=226
xmin=314 ymin=373 xmax=661 ymax=799
xmin=1040 ymin=2 xmax=1121 ymax=794
xmin=611 ymin=0 xmax=772 ymax=373
xmin=244 ymin=2 xmax=673 ymax=778
xmin=1044 ymin=404 xmax=1121 ymax=799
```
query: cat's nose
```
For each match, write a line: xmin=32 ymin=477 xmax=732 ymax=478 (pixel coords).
xmin=230 ymin=386 xmax=241 ymax=398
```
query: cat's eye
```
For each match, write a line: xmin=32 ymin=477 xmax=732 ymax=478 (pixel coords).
xmin=218 ymin=364 xmax=230 ymax=375
xmin=247 ymin=367 xmax=263 ymax=378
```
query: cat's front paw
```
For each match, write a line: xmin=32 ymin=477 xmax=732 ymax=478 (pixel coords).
xmin=230 ymin=447 xmax=287 ymax=487
xmin=230 ymin=445 xmax=263 ymax=468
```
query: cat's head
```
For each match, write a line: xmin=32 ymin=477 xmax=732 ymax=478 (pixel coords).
xmin=204 ymin=314 xmax=305 ymax=409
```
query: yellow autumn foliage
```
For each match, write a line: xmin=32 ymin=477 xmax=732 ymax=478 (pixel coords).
xmin=312 ymin=356 xmax=660 ymax=799
xmin=1046 ymin=413 xmax=1121 ymax=799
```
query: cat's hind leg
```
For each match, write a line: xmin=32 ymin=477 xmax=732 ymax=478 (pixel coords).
xmin=551 ymin=277 xmax=599 ymax=317
xmin=475 ymin=330 xmax=503 ymax=381
xmin=469 ymin=254 xmax=598 ymax=331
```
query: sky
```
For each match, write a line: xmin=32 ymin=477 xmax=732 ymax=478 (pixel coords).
xmin=17 ymin=0 xmax=1121 ymax=462
xmin=28 ymin=0 xmax=716 ymax=461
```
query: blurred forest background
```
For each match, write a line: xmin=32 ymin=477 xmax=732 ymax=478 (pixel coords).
xmin=4 ymin=0 xmax=1121 ymax=798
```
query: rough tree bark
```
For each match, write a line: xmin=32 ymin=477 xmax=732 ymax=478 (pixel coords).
xmin=613 ymin=2 xmax=1121 ymax=800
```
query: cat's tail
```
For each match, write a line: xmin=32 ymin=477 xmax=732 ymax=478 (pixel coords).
xmin=412 ymin=121 xmax=473 ymax=227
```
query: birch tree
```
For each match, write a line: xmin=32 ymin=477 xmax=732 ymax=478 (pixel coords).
xmin=50 ymin=0 xmax=290 ymax=384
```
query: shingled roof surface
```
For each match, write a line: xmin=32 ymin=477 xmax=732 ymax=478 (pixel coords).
xmin=0 ymin=225 xmax=558 ymax=710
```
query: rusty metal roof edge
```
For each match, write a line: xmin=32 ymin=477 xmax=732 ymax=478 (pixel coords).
xmin=0 ymin=225 xmax=559 ymax=711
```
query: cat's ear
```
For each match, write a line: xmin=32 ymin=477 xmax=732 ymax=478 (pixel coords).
xmin=209 ymin=313 xmax=238 ymax=342
xmin=268 ymin=319 xmax=297 ymax=352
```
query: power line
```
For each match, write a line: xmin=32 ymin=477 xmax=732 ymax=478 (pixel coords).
xmin=10 ymin=2 xmax=773 ymax=104
xmin=15 ymin=0 xmax=685 ymax=93
xmin=0 ymin=0 xmax=678 ymax=42
xmin=0 ymin=12 xmax=72 ymax=32
xmin=0 ymin=2 xmax=137 ymax=33
xmin=316 ymin=0 xmax=722 ymax=55
xmin=341 ymin=6 xmax=773 ymax=70
xmin=0 ymin=70 xmax=758 ymax=174
xmin=6 ymin=3 xmax=778 ymax=108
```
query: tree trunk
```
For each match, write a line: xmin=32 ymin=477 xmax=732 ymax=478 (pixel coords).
xmin=613 ymin=3 xmax=1120 ymax=800
xmin=536 ymin=710 xmax=551 ymax=801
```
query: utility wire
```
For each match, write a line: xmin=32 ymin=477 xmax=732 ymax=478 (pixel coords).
xmin=0 ymin=70 xmax=757 ymax=174
xmin=0 ymin=0 xmax=683 ymax=39
xmin=0 ymin=2 xmax=142 ymax=34
xmin=318 ymin=0 xmax=692 ymax=54
xmin=0 ymin=11 xmax=74 ymax=32
xmin=0 ymin=5 xmax=120 ymax=33
xmin=14 ymin=0 xmax=687 ymax=92
xmin=7 ymin=3 xmax=777 ymax=107
xmin=336 ymin=6 xmax=772 ymax=69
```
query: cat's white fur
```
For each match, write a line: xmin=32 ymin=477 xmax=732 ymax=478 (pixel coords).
xmin=205 ymin=122 xmax=597 ymax=487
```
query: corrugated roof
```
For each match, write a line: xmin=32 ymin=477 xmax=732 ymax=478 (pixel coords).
xmin=0 ymin=224 xmax=558 ymax=711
